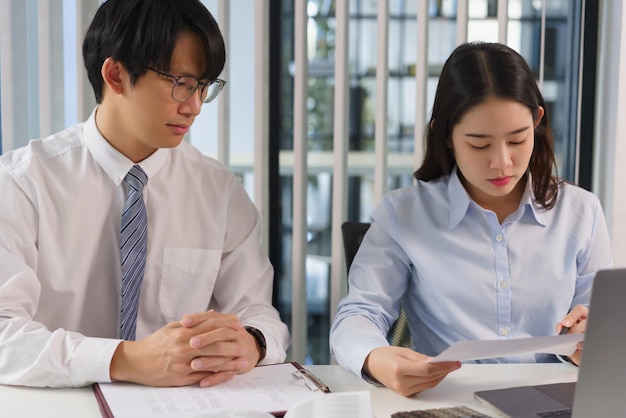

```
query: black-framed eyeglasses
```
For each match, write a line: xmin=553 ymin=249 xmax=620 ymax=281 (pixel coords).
xmin=147 ymin=67 xmax=226 ymax=103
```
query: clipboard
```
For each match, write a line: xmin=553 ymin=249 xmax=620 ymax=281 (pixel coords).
xmin=93 ymin=383 xmax=114 ymax=418
xmin=93 ymin=362 xmax=331 ymax=418
xmin=291 ymin=362 xmax=330 ymax=393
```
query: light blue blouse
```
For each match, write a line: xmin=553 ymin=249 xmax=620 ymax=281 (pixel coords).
xmin=330 ymin=169 xmax=612 ymax=378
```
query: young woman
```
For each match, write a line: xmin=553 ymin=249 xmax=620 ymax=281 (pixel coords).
xmin=330 ymin=42 xmax=611 ymax=397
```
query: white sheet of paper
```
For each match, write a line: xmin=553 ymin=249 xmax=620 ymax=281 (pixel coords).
xmin=430 ymin=333 xmax=584 ymax=363
xmin=285 ymin=391 xmax=373 ymax=418
xmin=96 ymin=363 xmax=325 ymax=418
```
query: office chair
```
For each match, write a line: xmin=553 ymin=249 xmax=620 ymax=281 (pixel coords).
xmin=341 ymin=222 xmax=412 ymax=348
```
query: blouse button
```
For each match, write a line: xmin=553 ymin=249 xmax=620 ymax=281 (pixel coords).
xmin=495 ymin=234 xmax=503 ymax=242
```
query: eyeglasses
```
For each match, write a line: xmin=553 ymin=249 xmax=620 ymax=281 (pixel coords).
xmin=147 ymin=67 xmax=226 ymax=103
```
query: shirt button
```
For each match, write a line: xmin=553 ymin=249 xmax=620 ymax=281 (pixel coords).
xmin=499 ymin=281 xmax=509 ymax=289
xmin=500 ymin=327 xmax=509 ymax=336
xmin=495 ymin=234 xmax=503 ymax=242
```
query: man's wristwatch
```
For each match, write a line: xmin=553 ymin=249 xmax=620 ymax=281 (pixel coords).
xmin=245 ymin=326 xmax=267 ymax=363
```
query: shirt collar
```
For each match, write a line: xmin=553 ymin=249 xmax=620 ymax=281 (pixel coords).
xmin=84 ymin=107 xmax=169 ymax=186
xmin=447 ymin=167 xmax=546 ymax=228
xmin=522 ymin=176 xmax=547 ymax=226
xmin=448 ymin=169 xmax=472 ymax=229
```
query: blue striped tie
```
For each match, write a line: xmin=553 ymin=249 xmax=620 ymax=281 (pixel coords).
xmin=120 ymin=165 xmax=148 ymax=341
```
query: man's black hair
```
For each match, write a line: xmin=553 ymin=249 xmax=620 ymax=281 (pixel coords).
xmin=83 ymin=0 xmax=225 ymax=103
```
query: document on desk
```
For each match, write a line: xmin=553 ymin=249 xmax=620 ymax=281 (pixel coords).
xmin=94 ymin=363 xmax=324 ymax=418
xmin=430 ymin=333 xmax=584 ymax=363
xmin=93 ymin=362 xmax=339 ymax=418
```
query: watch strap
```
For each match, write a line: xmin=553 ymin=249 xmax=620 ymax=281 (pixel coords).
xmin=244 ymin=326 xmax=267 ymax=363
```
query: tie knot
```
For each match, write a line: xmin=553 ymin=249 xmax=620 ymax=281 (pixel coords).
xmin=124 ymin=165 xmax=148 ymax=192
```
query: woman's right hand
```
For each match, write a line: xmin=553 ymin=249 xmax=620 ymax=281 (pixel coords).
xmin=363 ymin=346 xmax=462 ymax=397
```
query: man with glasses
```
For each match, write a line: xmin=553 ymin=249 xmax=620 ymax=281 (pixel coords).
xmin=0 ymin=0 xmax=289 ymax=388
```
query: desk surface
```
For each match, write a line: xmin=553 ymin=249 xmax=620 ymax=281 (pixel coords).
xmin=0 ymin=364 xmax=578 ymax=418
xmin=313 ymin=363 xmax=578 ymax=417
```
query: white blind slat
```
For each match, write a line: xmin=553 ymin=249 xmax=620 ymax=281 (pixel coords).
xmin=329 ymin=0 xmax=350 ymax=334
xmin=498 ymin=0 xmax=509 ymax=44
xmin=414 ymin=0 xmax=429 ymax=170
xmin=290 ymin=0 xmax=309 ymax=364
xmin=457 ymin=0 xmax=469 ymax=45
xmin=374 ymin=0 xmax=390 ymax=203
xmin=254 ymin=0 xmax=270 ymax=250
xmin=218 ymin=0 xmax=231 ymax=166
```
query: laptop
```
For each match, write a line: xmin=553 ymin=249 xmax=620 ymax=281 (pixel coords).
xmin=474 ymin=268 xmax=626 ymax=418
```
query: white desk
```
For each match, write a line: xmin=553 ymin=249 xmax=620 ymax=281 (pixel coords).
xmin=311 ymin=363 xmax=578 ymax=417
xmin=0 ymin=364 xmax=578 ymax=418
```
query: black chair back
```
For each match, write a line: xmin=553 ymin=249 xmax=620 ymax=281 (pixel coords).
xmin=341 ymin=222 xmax=370 ymax=273
xmin=340 ymin=221 xmax=412 ymax=347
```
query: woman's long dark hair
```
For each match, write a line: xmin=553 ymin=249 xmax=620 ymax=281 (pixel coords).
xmin=414 ymin=42 xmax=559 ymax=209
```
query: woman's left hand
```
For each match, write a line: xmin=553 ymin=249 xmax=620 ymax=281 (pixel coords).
xmin=556 ymin=304 xmax=588 ymax=365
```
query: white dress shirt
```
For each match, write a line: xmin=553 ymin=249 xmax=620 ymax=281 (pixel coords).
xmin=330 ymin=169 xmax=612 ymax=378
xmin=0 ymin=109 xmax=289 ymax=387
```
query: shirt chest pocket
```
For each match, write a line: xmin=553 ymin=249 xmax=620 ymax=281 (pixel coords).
xmin=159 ymin=247 xmax=221 ymax=320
